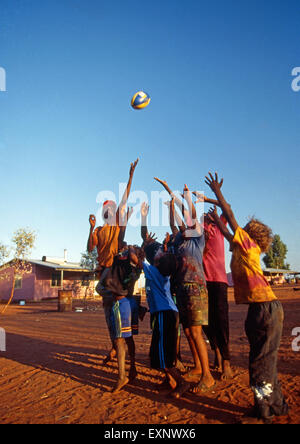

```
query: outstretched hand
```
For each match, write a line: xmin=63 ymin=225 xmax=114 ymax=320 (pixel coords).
xmin=205 ymin=172 xmax=224 ymax=194
xmin=207 ymin=205 xmax=219 ymax=223
xmin=127 ymin=206 xmax=134 ymax=221
xmin=154 ymin=177 xmax=168 ymax=188
xmin=89 ymin=214 xmax=96 ymax=229
xmin=192 ymin=191 xmax=205 ymax=203
xmin=141 ymin=202 xmax=149 ymax=218
xmin=144 ymin=231 xmax=157 ymax=246
xmin=130 ymin=158 xmax=139 ymax=177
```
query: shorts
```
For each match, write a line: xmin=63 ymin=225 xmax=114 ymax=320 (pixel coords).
xmin=150 ymin=310 xmax=179 ymax=370
xmin=176 ymin=282 xmax=209 ymax=329
xmin=105 ymin=296 xmax=139 ymax=341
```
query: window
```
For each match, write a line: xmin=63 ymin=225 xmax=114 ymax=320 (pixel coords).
xmin=51 ymin=272 xmax=62 ymax=287
xmin=14 ymin=275 xmax=22 ymax=290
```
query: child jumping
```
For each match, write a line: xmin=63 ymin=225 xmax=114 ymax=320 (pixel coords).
xmin=101 ymin=245 xmax=145 ymax=393
xmin=154 ymin=178 xmax=215 ymax=393
xmin=194 ymin=192 xmax=233 ymax=380
xmin=143 ymin=250 xmax=190 ymax=398
xmin=205 ymin=172 xmax=289 ymax=423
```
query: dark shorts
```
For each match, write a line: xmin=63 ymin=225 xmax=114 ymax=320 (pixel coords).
xmin=104 ymin=296 xmax=139 ymax=341
xmin=150 ymin=310 xmax=179 ymax=370
xmin=176 ymin=282 xmax=209 ymax=329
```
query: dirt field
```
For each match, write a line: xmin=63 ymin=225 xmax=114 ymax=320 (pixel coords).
xmin=0 ymin=287 xmax=299 ymax=424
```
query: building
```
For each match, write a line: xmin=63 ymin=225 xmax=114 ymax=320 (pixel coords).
xmin=263 ymin=268 xmax=300 ymax=285
xmin=0 ymin=252 xmax=94 ymax=302
xmin=226 ymin=268 xmax=300 ymax=287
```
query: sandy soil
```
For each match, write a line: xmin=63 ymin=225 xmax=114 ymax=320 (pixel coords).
xmin=0 ymin=286 xmax=299 ymax=425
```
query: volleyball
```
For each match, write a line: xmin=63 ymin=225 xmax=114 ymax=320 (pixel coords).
xmin=131 ymin=91 xmax=151 ymax=110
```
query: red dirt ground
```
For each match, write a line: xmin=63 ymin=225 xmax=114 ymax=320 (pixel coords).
xmin=0 ymin=286 xmax=299 ymax=424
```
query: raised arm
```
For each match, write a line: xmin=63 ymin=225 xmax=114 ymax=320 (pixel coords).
xmin=193 ymin=191 xmax=220 ymax=207
xmin=118 ymin=206 xmax=133 ymax=250
xmin=205 ymin=172 xmax=239 ymax=233
xmin=164 ymin=198 xmax=179 ymax=237
xmin=154 ymin=177 xmax=191 ymax=227
xmin=174 ymin=206 xmax=186 ymax=233
xmin=207 ymin=206 xmax=234 ymax=243
xmin=182 ymin=184 xmax=199 ymax=230
xmin=116 ymin=158 xmax=139 ymax=224
xmin=87 ymin=215 xmax=99 ymax=252
xmin=141 ymin=202 xmax=149 ymax=242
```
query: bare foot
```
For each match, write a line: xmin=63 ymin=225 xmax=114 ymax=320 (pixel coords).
xmin=102 ymin=349 xmax=116 ymax=365
xmin=221 ymin=360 xmax=233 ymax=380
xmin=213 ymin=349 xmax=222 ymax=371
xmin=191 ymin=376 xmax=215 ymax=394
xmin=175 ymin=360 xmax=187 ymax=373
xmin=111 ymin=377 xmax=129 ymax=393
xmin=171 ymin=381 xmax=191 ymax=399
xmin=184 ymin=368 xmax=202 ymax=381
xmin=154 ymin=378 xmax=171 ymax=391
xmin=185 ymin=367 xmax=202 ymax=376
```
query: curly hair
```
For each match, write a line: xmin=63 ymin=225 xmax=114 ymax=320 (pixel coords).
xmin=244 ymin=218 xmax=273 ymax=253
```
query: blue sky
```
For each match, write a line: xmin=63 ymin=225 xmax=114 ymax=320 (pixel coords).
xmin=0 ymin=0 xmax=300 ymax=271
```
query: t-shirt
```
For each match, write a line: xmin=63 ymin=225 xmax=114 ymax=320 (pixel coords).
xmin=95 ymin=224 xmax=120 ymax=268
xmin=231 ymin=226 xmax=277 ymax=304
xmin=143 ymin=263 xmax=178 ymax=314
xmin=203 ymin=215 xmax=228 ymax=284
xmin=174 ymin=232 xmax=206 ymax=286
xmin=103 ymin=251 xmax=142 ymax=297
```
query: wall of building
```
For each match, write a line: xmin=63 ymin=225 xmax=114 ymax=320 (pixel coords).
xmin=0 ymin=264 xmax=35 ymax=302
xmin=0 ymin=263 xmax=95 ymax=302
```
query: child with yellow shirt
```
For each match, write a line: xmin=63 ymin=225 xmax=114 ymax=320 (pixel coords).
xmin=204 ymin=172 xmax=289 ymax=424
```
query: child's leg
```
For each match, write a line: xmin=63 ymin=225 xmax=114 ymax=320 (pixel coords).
xmin=245 ymin=301 xmax=288 ymax=420
xmin=125 ymin=336 xmax=137 ymax=381
xmin=183 ymin=327 xmax=202 ymax=376
xmin=175 ymin=327 xmax=187 ymax=372
xmin=110 ymin=297 xmax=132 ymax=393
xmin=112 ymin=337 xmax=129 ymax=393
xmin=213 ymin=283 xmax=232 ymax=379
xmin=189 ymin=325 xmax=215 ymax=391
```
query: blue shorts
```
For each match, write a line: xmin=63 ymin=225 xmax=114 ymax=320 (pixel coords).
xmin=106 ymin=297 xmax=139 ymax=341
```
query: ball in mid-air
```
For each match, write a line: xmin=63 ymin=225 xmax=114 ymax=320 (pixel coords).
xmin=131 ymin=91 xmax=151 ymax=110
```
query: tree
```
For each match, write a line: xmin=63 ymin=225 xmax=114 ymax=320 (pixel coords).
xmin=80 ymin=249 xmax=98 ymax=301
xmin=263 ymin=234 xmax=290 ymax=270
xmin=0 ymin=244 xmax=10 ymax=265
xmin=80 ymin=248 xmax=98 ymax=271
xmin=0 ymin=228 xmax=36 ymax=315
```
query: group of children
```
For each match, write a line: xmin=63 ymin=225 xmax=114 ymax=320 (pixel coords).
xmin=87 ymin=159 xmax=289 ymax=424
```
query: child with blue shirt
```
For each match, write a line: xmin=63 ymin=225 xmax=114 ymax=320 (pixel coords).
xmin=143 ymin=252 xmax=191 ymax=398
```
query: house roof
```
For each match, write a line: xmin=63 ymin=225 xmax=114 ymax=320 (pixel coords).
xmin=0 ymin=258 xmax=92 ymax=273
xmin=263 ymin=268 xmax=300 ymax=275
xmin=30 ymin=259 xmax=91 ymax=272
